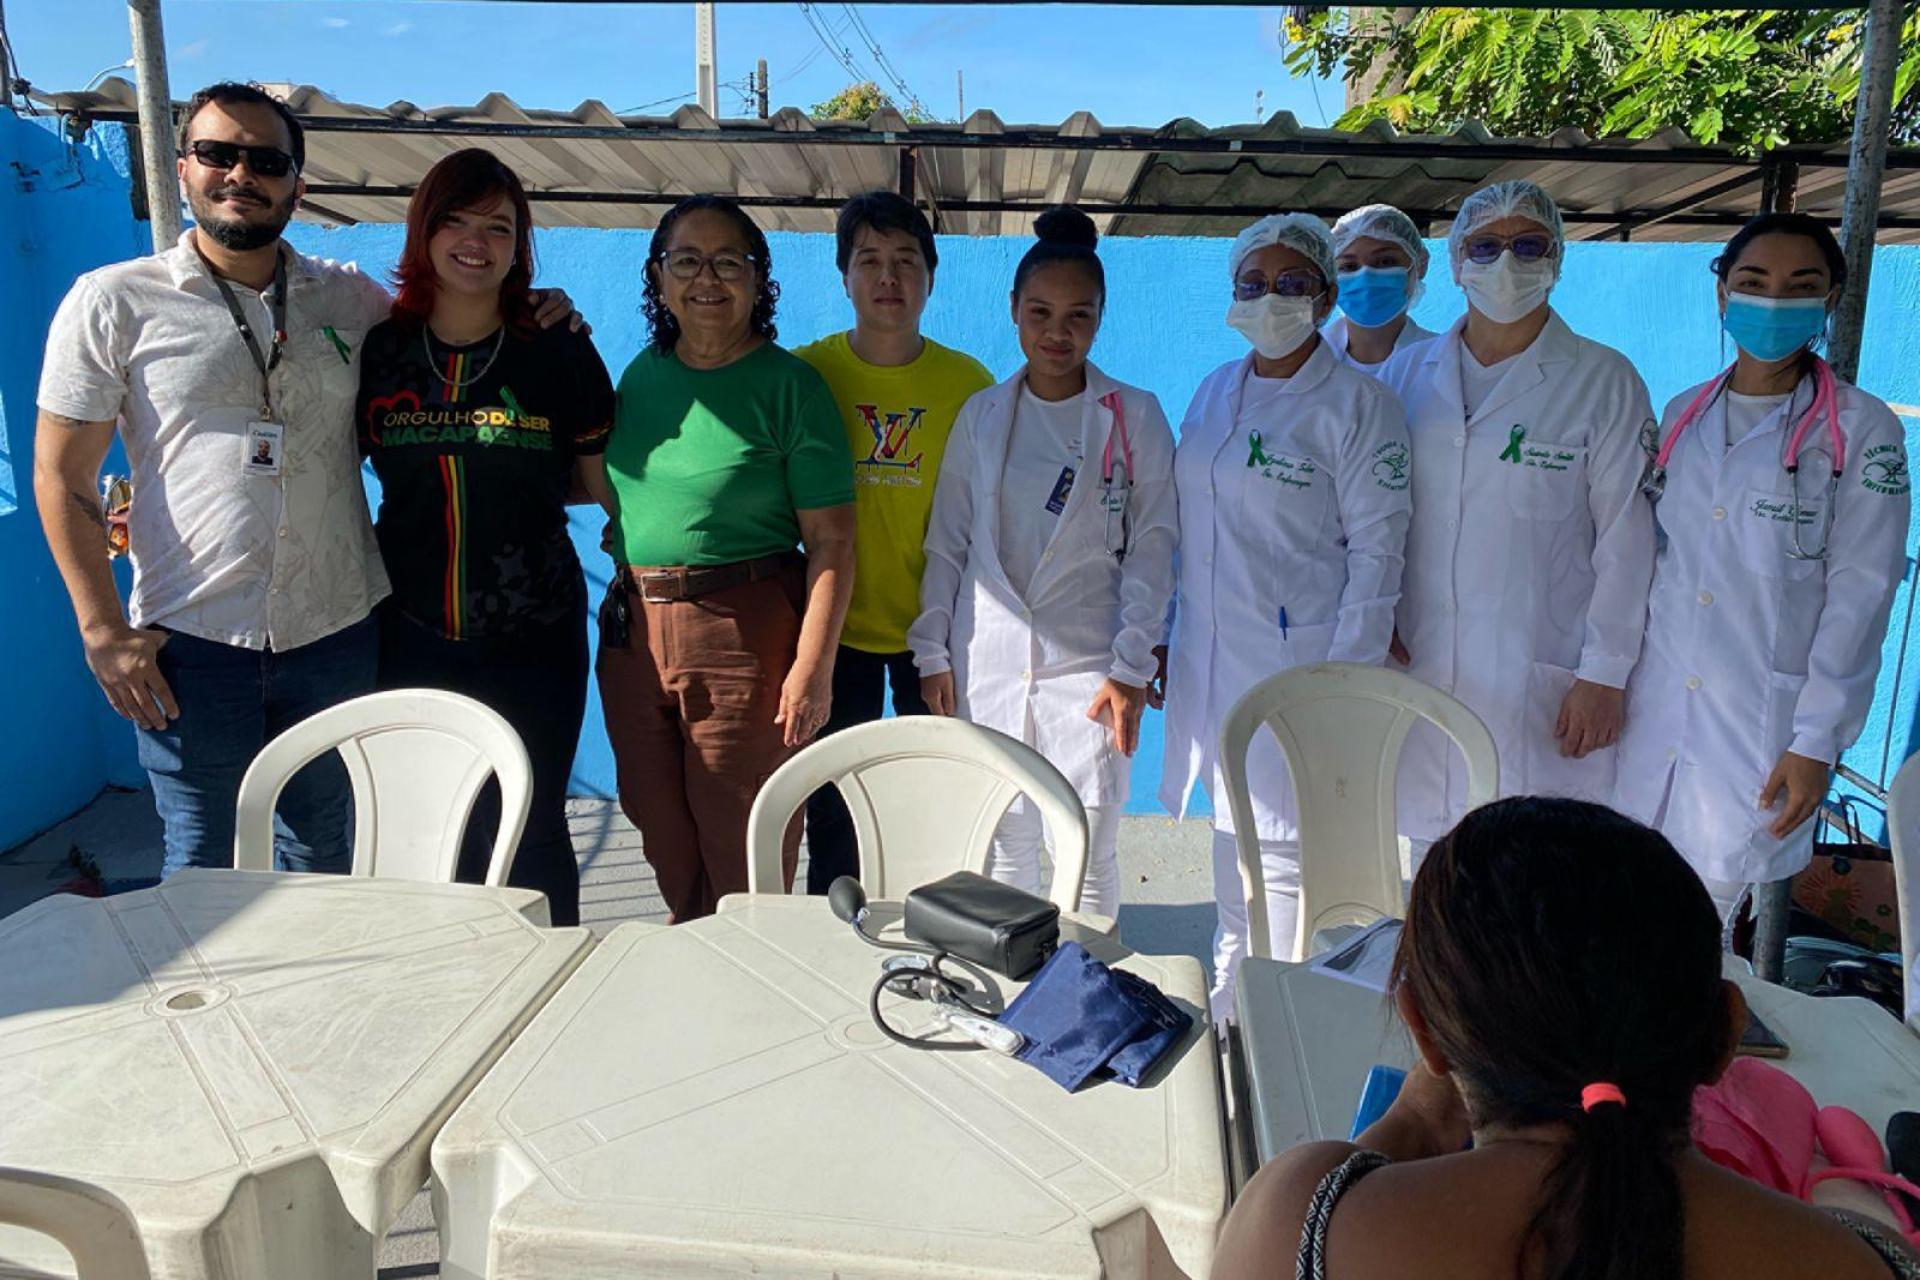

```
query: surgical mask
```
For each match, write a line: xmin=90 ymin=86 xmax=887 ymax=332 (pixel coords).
xmin=1722 ymin=294 xmax=1829 ymax=363
xmin=1227 ymin=293 xmax=1318 ymax=359
xmin=1335 ymin=266 xmax=1411 ymax=329
xmin=1459 ymin=253 xmax=1555 ymax=324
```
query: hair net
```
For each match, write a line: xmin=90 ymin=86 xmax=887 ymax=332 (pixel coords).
xmin=1229 ymin=212 xmax=1336 ymax=288
xmin=1332 ymin=204 xmax=1431 ymax=278
xmin=1448 ymin=180 xmax=1566 ymax=278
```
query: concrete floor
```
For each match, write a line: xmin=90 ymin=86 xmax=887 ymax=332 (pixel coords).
xmin=1 ymin=789 xmax=1218 ymax=1278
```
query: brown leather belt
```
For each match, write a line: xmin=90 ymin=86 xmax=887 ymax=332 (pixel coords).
xmin=622 ymin=551 xmax=801 ymax=604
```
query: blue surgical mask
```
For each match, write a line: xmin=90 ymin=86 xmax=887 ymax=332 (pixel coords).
xmin=1721 ymin=294 xmax=1829 ymax=363
xmin=1335 ymin=266 xmax=1411 ymax=330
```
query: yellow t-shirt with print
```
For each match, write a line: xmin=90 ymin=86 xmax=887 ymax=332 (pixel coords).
xmin=794 ymin=331 xmax=995 ymax=654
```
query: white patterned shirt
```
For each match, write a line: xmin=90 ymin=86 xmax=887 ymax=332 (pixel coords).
xmin=38 ymin=232 xmax=392 ymax=651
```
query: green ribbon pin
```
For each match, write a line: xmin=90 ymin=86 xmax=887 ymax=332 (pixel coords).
xmin=1498 ymin=424 xmax=1527 ymax=464
xmin=1247 ymin=430 xmax=1274 ymax=470
xmin=322 ymin=326 xmax=352 ymax=365
xmin=500 ymin=386 xmax=527 ymax=424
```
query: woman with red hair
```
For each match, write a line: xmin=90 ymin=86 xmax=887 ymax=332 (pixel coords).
xmin=356 ymin=147 xmax=614 ymax=925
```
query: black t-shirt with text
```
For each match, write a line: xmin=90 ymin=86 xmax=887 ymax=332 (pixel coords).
xmin=357 ymin=319 xmax=613 ymax=640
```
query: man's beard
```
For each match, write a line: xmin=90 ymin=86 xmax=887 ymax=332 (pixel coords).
xmin=188 ymin=184 xmax=295 ymax=251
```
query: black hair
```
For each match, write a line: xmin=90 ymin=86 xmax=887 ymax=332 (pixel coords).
xmin=1393 ymin=797 xmax=1731 ymax=1280
xmin=642 ymin=195 xmax=780 ymax=352
xmin=1012 ymin=205 xmax=1104 ymax=302
xmin=179 ymin=82 xmax=305 ymax=171
xmin=835 ymin=191 xmax=938 ymax=282
xmin=1711 ymin=211 xmax=1847 ymax=293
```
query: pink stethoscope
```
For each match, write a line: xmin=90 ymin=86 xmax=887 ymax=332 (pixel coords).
xmin=1642 ymin=356 xmax=1843 ymax=561
xmin=1098 ymin=390 xmax=1134 ymax=558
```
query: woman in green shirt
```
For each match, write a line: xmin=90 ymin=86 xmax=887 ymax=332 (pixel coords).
xmin=599 ymin=195 xmax=856 ymax=921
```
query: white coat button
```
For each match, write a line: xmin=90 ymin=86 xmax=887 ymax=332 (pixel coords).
xmin=1020 ymin=670 xmax=1031 ymax=683
xmin=270 ymin=586 xmax=282 ymax=596
xmin=1686 ymin=675 xmax=1702 ymax=690
xmin=1453 ymin=435 xmax=1465 ymax=448
xmin=1446 ymin=519 xmax=1458 ymax=531
xmin=277 ymin=526 xmax=288 ymax=538
xmin=1712 ymin=507 xmax=1727 ymax=521
xmin=1698 ymin=590 xmax=1714 ymax=606
xmin=1204 ymin=553 xmax=1213 ymax=563
xmin=1666 ymin=748 xmax=1678 ymax=761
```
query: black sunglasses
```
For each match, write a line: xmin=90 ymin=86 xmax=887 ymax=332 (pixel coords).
xmin=187 ymin=139 xmax=298 ymax=179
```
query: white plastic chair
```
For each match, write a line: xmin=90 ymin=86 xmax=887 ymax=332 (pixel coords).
xmin=745 ymin=717 xmax=1091 ymax=912
xmin=234 ymin=689 xmax=533 ymax=887
xmin=1883 ymin=750 xmax=1920 ymax=1035
xmin=1220 ymin=662 xmax=1500 ymax=961
xmin=0 ymin=1168 xmax=150 ymax=1279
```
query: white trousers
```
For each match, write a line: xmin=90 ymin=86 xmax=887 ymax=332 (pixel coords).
xmin=1209 ymin=826 xmax=1302 ymax=1026
xmin=989 ymin=796 xmax=1122 ymax=918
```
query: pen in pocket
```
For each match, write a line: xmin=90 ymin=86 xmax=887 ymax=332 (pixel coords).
xmin=1279 ymin=606 xmax=1289 ymax=641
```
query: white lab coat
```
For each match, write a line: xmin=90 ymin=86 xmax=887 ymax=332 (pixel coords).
xmin=1323 ymin=314 xmax=1440 ymax=376
xmin=1377 ymin=311 xmax=1657 ymax=839
xmin=1615 ymin=374 xmax=1911 ymax=883
xmin=1160 ymin=342 xmax=1413 ymax=839
xmin=910 ymin=363 xmax=1178 ymax=806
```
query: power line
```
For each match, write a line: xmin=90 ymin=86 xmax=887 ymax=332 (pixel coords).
xmin=840 ymin=4 xmax=930 ymax=119
xmin=796 ymin=3 xmax=868 ymax=86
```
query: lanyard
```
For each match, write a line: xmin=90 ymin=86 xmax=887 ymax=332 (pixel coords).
xmin=199 ymin=247 xmax=289 ymax=420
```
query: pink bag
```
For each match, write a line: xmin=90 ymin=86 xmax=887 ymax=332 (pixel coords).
xmin=1694 ymin=1058 xmax=1920 ymax=1244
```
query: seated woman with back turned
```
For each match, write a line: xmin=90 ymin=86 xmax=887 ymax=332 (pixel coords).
xmin=1213 ymin=796 xmax=1918 ymax=1280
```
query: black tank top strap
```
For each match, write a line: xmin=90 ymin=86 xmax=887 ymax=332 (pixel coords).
xmin=1295 ymin=1149 xmax=1394 ymax=1280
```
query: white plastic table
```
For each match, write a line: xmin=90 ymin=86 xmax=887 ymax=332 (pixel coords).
xmin=1235 ymin=954 xmax=1920 ymax=1164
xmin=432 ymin=894 xmax=1229 ymax=1279
xmin=0 ymin=869 xmax=595 ymax=1280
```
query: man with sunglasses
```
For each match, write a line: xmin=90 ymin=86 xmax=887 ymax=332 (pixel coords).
xmin=1377 ymin=179 xmax=1657 ymax=859
xmin=33 ymin=82 xmax=576 ymax=879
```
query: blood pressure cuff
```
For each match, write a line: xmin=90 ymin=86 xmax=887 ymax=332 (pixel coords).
xmin=998 ymin=942 xmax=1193 ymax=1091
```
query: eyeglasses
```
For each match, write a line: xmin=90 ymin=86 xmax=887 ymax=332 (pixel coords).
xmin=1461 ymin=233 xmax=1556 ymax=265
xmin=656 ymin=250 xmax=759 ymax=282
xmin=186 ymin=139 xmax=297 ymax=179
xmin=1233 ymin=269 xmax=1324 ymax=301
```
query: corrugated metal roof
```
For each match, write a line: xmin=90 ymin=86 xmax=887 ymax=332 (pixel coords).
xmin=38 ymin=79 xmax=1920 ymax=243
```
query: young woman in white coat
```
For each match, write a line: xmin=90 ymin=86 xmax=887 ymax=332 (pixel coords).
xmin=1377 ymin=180 xmax=1657 ymax=850
xmin=1158 ymin=213 xmax=1412 ymax=1020
xmin=1615 ymin=214 xmax=1910 ymax=920
xmin=1323 ymin=204 xmax=1440 ymax=377
xmin=911 ymin=207 xmax=1178 ymax=918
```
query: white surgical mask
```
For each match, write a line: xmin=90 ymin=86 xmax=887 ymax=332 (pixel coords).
xmin=1458 ymin=253 xmax=1556 ymax=324
xmin=1227 ymin=293 xmax=1318 ymax=359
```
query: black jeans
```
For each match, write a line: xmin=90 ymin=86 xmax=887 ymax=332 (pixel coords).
xmin=377 ymin=603 xmax=589 ymax=925
xmin=803 ymin=646 xmax=929 ymax=894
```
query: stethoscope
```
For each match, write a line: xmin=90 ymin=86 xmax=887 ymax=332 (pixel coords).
xmin=1098 ymin=390 xmax=1134 ymax=559
xmin=1641 ymin=356 xmax=1843 ymax=561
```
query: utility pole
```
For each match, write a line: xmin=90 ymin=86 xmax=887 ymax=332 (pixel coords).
xmin=1829 ymin=0 xmax=1901 ymax=383
xmin=756 ymin=58 xmax=769 ymax=119
xmin=956 ymin=70 xmax=965 ymax=120
xmin=695 ymin=3 xmax=718 ymax=115
xmin=128 ymin=0 xmax=181 ymax=250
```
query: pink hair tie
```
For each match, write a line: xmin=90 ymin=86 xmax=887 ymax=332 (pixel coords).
xmin=1581 ymin=1083 xmax=1628 ymax=1113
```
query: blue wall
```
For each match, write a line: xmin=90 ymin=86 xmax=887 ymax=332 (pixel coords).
xmin=0 ymin=114 xmax=147 ymax=849
xmin=283 ymin=222 xmax=1920 ymax=819
xmin=6 ymin=116 xmax=1917 ymax=839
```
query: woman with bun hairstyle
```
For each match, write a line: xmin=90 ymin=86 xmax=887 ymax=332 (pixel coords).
xmin=909 ymin=206 xmax=1178 ymax=918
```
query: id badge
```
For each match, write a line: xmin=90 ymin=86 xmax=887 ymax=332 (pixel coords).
xmin=243 ymin=421 xmax=285 ymax=476
xmin=1044 ymin=464 xmax=1076 ymax=515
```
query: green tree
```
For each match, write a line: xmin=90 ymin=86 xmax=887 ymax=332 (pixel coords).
xmin=811 ymin=80 xmax=933 ymax=123
xmin=1282 ymin=9 xmax=1920 ymax=153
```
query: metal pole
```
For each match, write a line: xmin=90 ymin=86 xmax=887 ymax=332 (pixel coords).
xmin=1828 ymin=0 xmax=1901 ymax=383
xmin=128 ymin=0 xmax=181 ymax=251
xmin=695 ymin=3 xmax=718 ymax=115
xmin=755 ymin=58 xmax=768 ymax=119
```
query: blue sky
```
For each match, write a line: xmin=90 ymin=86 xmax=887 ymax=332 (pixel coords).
xmin=13 ymin=2 xmax=1336 ymax=129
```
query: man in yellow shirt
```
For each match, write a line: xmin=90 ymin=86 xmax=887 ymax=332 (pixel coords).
xmin=795 ymin=191 xmax=994 ymax=893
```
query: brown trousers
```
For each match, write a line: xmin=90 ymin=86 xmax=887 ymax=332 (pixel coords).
xmin=597 ymin=565 xmax=805 ymax=921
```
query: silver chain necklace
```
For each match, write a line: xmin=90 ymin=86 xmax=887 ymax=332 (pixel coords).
xmin=422 ymin=325 xmax=507 ymax=391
